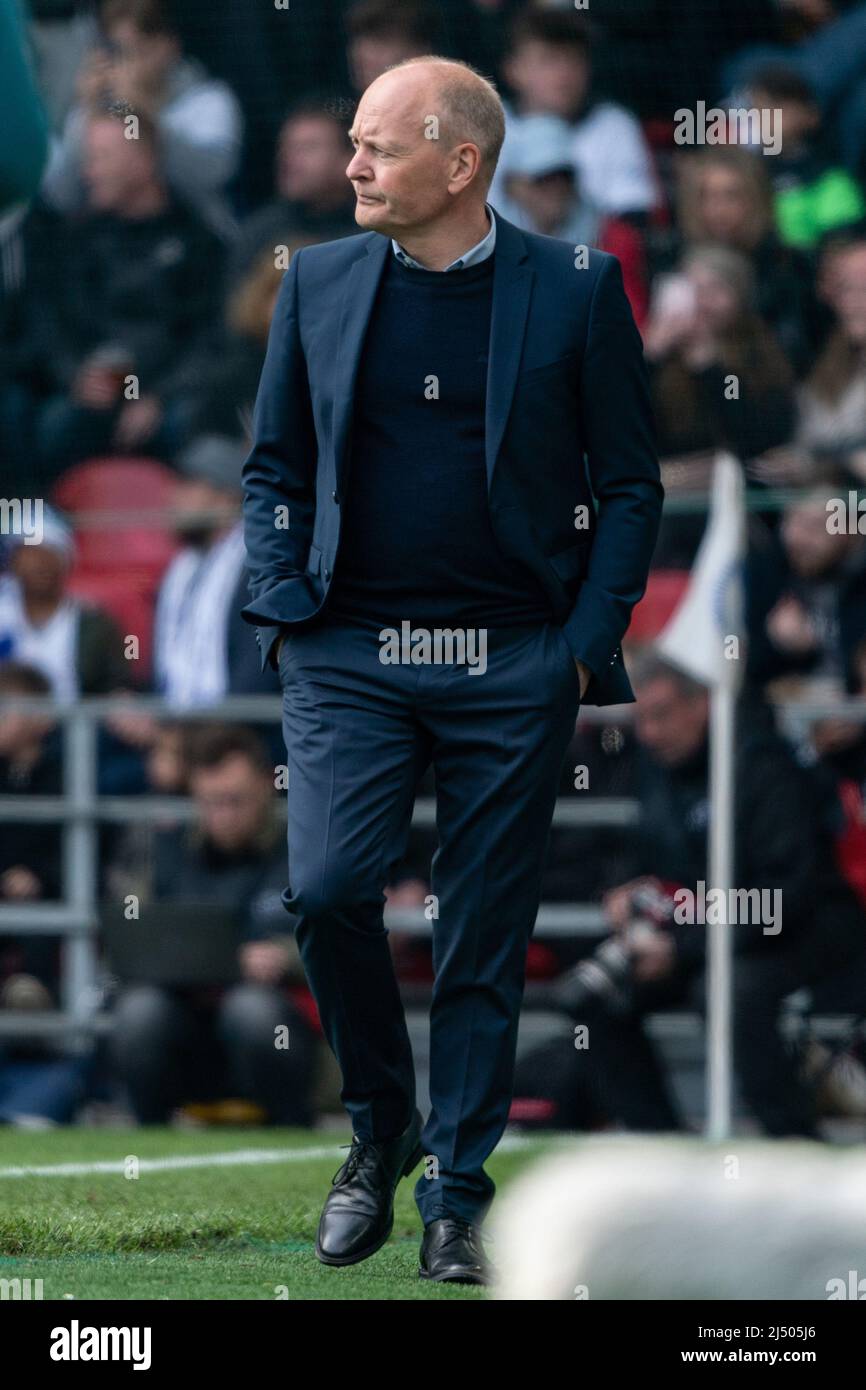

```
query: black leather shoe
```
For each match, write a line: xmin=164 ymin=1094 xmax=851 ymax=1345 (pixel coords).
xmin=315 ymin=1110 xmax=423 ymax=1266
xmin=418 ymin=1217 xmax=492 ymax=1285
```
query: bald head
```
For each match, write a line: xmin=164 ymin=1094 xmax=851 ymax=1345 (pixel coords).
xmin=346 ymin=57 xmax=505 ymax=254
xmin=387 ymin=57 xmax=505 ymax=186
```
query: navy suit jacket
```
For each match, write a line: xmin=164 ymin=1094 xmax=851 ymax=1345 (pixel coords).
xmin=241 ymin=205 xmax=663 ymax=704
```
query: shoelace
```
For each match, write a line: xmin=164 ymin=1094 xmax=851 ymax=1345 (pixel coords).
xmin=436 ymin=1219 xmax=489 ymax=1260
xmin=331 ymin=1137 xmax=385 ymax=1187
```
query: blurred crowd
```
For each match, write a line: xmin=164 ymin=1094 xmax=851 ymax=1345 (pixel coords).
xmin=1 ymin=0 xmax=866 ymax=1134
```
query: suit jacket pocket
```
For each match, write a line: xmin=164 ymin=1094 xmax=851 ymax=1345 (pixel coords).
xmin=547 ymin=539 xmax=589 ymax=588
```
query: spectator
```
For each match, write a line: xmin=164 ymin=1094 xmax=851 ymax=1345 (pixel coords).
xmin=18 ymin=110 xmax=225 ymax=475
xmin=645 ymin=244 xmax=797 ymax=473
xmin=746 ymin=487 xmax=866 ymax=695
xmin=228 ymin=102 xmax=357 ymax=285
xmin=671 ymin=147 xmax=819 ymax=375
xmin=153 ymin=435 xmax=276 ymax=707
xmin=41 ymin=0 xmax=243 ymax=237
xmin=800 ymin=235 xmax=866 ymax=466
xmin=553 ymin=657 xmax=866 ymax=1138
xmin=0 ymin=509 xmax=126 ymax=699
xmin=0 ymin=662 xmax=90 ymax=1126
xmin=739 ymin=64 xmax=865 ymax=249
xmin=722 ymin=1 xmax=866 ymax=179
xmin=0 ymin=662 xmax=62 ymax=906
xmin=110 ymin=724 xmax=317 ymax=1125
xmin=492 ymin=9 xmax=657 ymax=222
xmin=500 ymin=112 xmax=648 ymax=329
xmin=344 ymin=0 xmax=441 ymax=95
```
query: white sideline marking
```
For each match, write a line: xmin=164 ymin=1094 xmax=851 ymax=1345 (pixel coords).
xmin=0 ymin=1133 xmax=541 ymax=1180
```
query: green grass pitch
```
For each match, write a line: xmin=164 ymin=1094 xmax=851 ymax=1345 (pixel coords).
xmin=0 ymin=1127 xmax=556 ymax=1300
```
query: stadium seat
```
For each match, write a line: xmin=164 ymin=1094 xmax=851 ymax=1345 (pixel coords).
xmin=52 ymin=456 xmax=178 ymax=575
xmin=53 ymin=456 xmax=179 ymax=677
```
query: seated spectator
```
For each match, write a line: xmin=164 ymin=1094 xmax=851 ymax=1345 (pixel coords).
xmin=670 ymin=147 xmax=819 ymax=376
xmin=491 ymin=9 xmax=657 ymax=223
xmin=153 ymin=435 xmax=277 ymax=707
xmin=0 ymin=662 xmax=62 ymax=906
xmin=228 ymin=102 xmax=356 ymax=285
xmin=552 ymin=657 xmax=866 ymax=1138
xmin=645 ymin=244 xmax=797 ymax=473
xmin=18 ymin=110 xmax=225 ymax=475
xmin=746 ymin=487 xmax=866 ymax=697
xmin=499 ymin=113 xmax=648 ymax=330
xmin=109 ymin=724 xmax=317 ymax=1125
xmin=799 ymin=235 xmax=866 ymax=468
xmin=722 ymin=1 xmax=866 ymax=182
xmin=739 ymin=64 xmax=865 ymax=250
xmin=0 ymin=509 xmax=126 ymax=698
xmin=0 ymin=662 xmax=90 ymax=1125
xmin=41 ymin=0 xmax=243 ymax=237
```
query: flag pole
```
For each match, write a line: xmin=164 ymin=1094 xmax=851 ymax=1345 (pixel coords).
xmin=706 ymin=675 xmax=736 ymax=1139
xmin=655 ymin=453 xmax=746 ymax=1140
xmin=705 ymin=455 xmax=744 ymax=1141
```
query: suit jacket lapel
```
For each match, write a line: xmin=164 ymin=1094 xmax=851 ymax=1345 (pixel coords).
xmin=332 ymin=232 xmax=390 ymax=498
xmin=485 ymin=217 xmax=533 ymax=491
xmin=330 ymin=212 xmax=533 ymax=498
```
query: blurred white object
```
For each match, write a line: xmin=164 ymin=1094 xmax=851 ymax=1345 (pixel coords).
xmin=490 ymin=1136 xmax=866 ymax=1300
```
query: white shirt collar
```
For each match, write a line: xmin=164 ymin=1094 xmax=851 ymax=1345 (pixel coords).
xmin=392 ymin=203 xmax=496 ymax=272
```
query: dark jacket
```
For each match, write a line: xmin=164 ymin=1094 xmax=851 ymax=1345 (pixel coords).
xmin=622 ymin=700 xmax=865 ymax=968
xmin=151 ymin=816 xmax=288 ymax=943
xmin=746 ymin=531 xmax=866 ymax=694
xmin=17 ymin=200 xmax=224 ymax=401
xmin=240 ymin=208 xmax=663 ymax=705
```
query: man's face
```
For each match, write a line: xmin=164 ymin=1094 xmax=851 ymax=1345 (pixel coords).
xmin=346 ymin=69 xmax=476 ymax=236
xmin=697 ymin=166 xmax=753 ymax=245
xmin=277 ymin=116 xmax=351 ymax=203
xmin=191 ymin=754 xmax=271 ymax=854
xmin=634 ymin=677 xmax=709 ymax=766
xmin=11 ymin=544 xmax=68 ymax=602
xmin=506 ymin=170 xmax=574 ymax=230
xmin=782 ymin=498 xmax=846 ymax=577
xmin=0 ymin=706 xmax=53 ymax=758
xmin=505 ymin=41 xmax=588 ymax=119
xmin=82 ymin=117 xmax=156 ymax=211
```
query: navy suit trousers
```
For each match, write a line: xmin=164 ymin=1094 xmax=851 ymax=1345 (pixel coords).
xmin=278 ymin=617 xmax=580 ymax=1223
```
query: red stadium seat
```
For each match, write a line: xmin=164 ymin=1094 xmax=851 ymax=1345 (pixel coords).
xmin=52 ymin=456 xmax=180 ymax=678
xmin=52 ymin=456 xmax=178 ymax=575
xmin=628 ymin=569 xmax=690 ymax=642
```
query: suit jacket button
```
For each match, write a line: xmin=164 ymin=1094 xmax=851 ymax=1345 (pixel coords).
xmin=323 ymin=567 xmax=331 ymax=581
xmin=331 ymin=490 xmax=339 ymax=504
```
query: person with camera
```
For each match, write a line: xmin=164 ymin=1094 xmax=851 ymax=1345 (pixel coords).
xmin=554 ymin=654 xmax=866 ymax=1138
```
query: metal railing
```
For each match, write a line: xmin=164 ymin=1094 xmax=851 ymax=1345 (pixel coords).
xmin=1 ymin=692 xmax=864 ymax=1045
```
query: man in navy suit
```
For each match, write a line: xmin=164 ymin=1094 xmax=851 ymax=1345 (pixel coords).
xmin=242 ymin=56 xmax=662 ymax=1283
